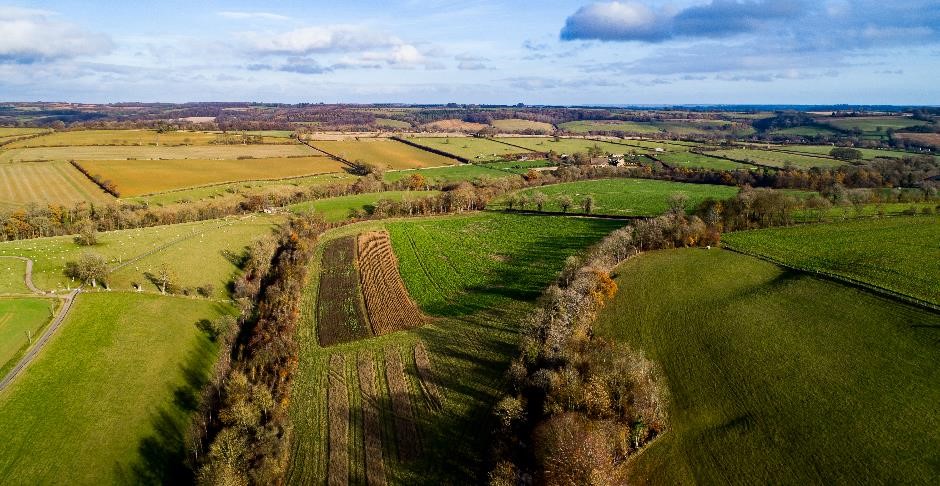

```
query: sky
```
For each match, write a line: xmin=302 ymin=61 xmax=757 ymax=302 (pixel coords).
xmin=1 ymin=0 xmax=938 ymax=104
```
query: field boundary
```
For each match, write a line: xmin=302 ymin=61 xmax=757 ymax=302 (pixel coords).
xmin=300 ymin=140 xmax=358 ymax=170
xmin=70 ymin=160 xmax=121 ymax=197
xmin=390 ymin=137 xmax=469 ymax=164
xmin=721 ymin=244 xmax=939 ymax=312
xmin=486 ymin=137 xmax=544 ymax=154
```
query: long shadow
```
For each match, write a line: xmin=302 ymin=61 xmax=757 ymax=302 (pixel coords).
xmin=118 ymin=328 xmax=216 ymax=484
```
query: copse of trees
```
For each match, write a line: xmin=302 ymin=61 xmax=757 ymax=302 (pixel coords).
xmin=830 ymin=147 xmax=863 ymax=161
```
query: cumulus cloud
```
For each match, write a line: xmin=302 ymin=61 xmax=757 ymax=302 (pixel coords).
xmin=0 ymin=7 xmax=112 ymax=63
xmin=243 ymin=25 xmax=402 ymax=55
xmin=560 ymin=2 xmax=670 ymax=42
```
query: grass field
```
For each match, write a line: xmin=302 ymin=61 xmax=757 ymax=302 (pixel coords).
xmin=0 ymin=161 xmax=114 ymax=208
xmin=655 ymin=151 xmax=752 ymax=170
xmin=0 ymin=215 xmax=280 ymax=296
xmin=0 ymin=292 xmax=234 ymax=484
xmin=491 ymin=119 xmax=554 ymax=133
xmin=597 ymin=249 xmax=940 ymax=484
xmin=288 ymin=191 xmax=440 ymax=222
xmin=480 ymin=159 xmax=555 ymax=174
xmin=0 ymin=144 xmax=318 ymax=162
xmin=406 ymin=137 xmax=532 ymax=161
xmin=0 ymin=297 xmax=56 ymax=374
xmin=78 ymin=156 xmax=347 ymax=196
xmin=768 ymin=125 xmax=841 ymax=137
xmin=0 ymin=259 xmax=28 ymax=294
xmin=722 ymin=216 xmax=940 ymax=305
xmin=711 ymin=148 xmax=846 ymax=169
xmin=793 ymin=201 xmax=938 ymax=222
xmin=489 ymin=178 xmax=739 ymax=217
xmin=129 ymin=173 xmax=357 ymax=206
xmin=309 ymin=139 xmax=458 ymax=169
xmin=772 ymin=144 xmax=924 ymax=160
xmin=560 ymin=120 xmax=662 ymax=134
xmin=818 ymin=116 xmax=930 ymax=134
xmin=288 ymin=213 xmax=622 ymax=484
xmin=383 ymin=164 xmax=512 ymax=183
xmin=494 ymin=137 xmax=636 ymax=155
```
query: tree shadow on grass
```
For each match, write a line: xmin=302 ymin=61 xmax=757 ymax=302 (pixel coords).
xmin=114 ymin=330 xmax=216 ymax=485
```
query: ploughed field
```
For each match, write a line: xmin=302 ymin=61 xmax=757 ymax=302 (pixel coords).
xmin=76 ymin=156 xmax=346 ymax=196
xmin=289 ymin=213 xmax=623 ymax=484
xmin=597 ymin=249 xmax=940 ymax=484
xmin=489 ymin=178 xmax=739 ymax=217
xmin=722 ymin=215 xmax=940 ymax=306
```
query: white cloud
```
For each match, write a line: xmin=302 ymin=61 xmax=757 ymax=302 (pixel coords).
xmin=0 ymin=7 xmax=112 ymax=63
xmin=243 ymin=25 xmax=402 ymax=55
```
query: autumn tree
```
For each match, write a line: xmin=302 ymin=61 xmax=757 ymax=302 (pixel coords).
xmin=64 ymin=252 xmax=108 ymax=288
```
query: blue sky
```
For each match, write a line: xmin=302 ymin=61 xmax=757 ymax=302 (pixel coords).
xmin=1 ymin=1 xmax=938 ymax=104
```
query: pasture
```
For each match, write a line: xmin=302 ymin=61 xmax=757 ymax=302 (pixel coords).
xmin=0 ymin=297 xmax=56 ymax=374
xmin=768 ymin=144 xmax=931 ymax=161
xmin=768 ymin=125 xmax=841 ymax=137
xmin=722 ymin=216 xmax=940 ymax=305
xmin=77 ymin=156 xmax=346 ymax=196
xmin=818 ymin=116 xmax=929 ymax=134
xmin=0 ymin=161 xmax=113 ymax=208
xmin=597 ymin=249 xmax=940 ymax=484
xmin=494 ymin=137 xmax=635 ymax=155
xmin=288 ymin=191 xmax=440 ymax=222
xmin=491 ymin=119 xmax=554 ymax=133
xmin=655 ymin=151 xmax=751 ymax=170
xmin=793 ymin=201 xmax=937 ymax=222
xmin=489 ymin=178 xmax=739 ymax=217
xmin=308 ymin=139 xmax=458 ymax=169
xmin=560 ymin=120 xmax=662 ymax=134
xmin=406 ymin=137 xmax=531 ymax=161
xmin=0 ymin=292 xmax=234 ymax=484
xmin=0 ymin=215 xmax=281 ymax=296
xmin=289 ymin=213 xmax=621 ymax=484
xmin=383 ymin=164 xmax=511 ymax=183
xmin=710 ymin=148 xmax=847 ymax=169
xmin=0 ymin=143 xmax=318 ymax=162
xmin=130 ymin=173 xmax=357 ymax=206
xmin=0 ymin=259 xmax=29 ymax=294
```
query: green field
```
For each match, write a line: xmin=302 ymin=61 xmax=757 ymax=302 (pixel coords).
xmin=794 ymin=201 xmax=938 ymax=222
xmin=78 ymin=156 xmax=346 ymax=196
xmin=560 ymin=120 xmax=662 ymax=134
xmin=711 ymin=148 xmax=846 ymax=169
xmin=489 ymin=178 xmax=739 ymax=217
xmin=0 ymin=161 xmax=113 ymax=208
xmin=818 ymin=116 xmax=930 ymax=134
xmin=0 ymin=297 xmax=56 ymax=374
xmin=480 ymin=159 xmax=555 ymax=174
xmin=770 ymin=144 xmax=928 ymax=160
xmin=0 ymin=144 xmax=318 ymax=162
xmin=491 ymin=119 xmax=554 ymax=133
xmin=288 ymin=191 xmax=440 ymax=221
xmin=495 ymin=137 xmax=633 ymax=155
xmin=655 ymin=151 xmax=751 ymax=170
xmin=406 ymin=137 xmax=532 ymax=161
xmin=383 ymin=164 xmax=511 ymax=184
xmin=309 ymin=139 xmax=457 ymax=169
xmin=722 ymin=216 xmax=940 ymax=305
xmin=768 ymin=125 xmax=841 ymax=137
xmin=129 ymin=173 xmax=357 ymax=206
xmin=0 ymin=215 xmax=280 ymax=296
xmin=288 ymin=213 xmax=622 ymax=484
xmin=0 ymin=292 xmax=233 ymax=484
xmin=559 ymin=120 xmax=753 ymax=136
xmin=596 ymin=249 xmax=940 ymax=484
xmin=0 ymin=259 xmax=29 ymax=294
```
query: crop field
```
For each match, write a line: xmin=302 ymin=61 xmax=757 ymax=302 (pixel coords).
xmin=0 ymin=128 xmax=50 ymax=144
xmin=130 ymin=172 xmax=357 ymax=206
xmin=288 ymin=191 xmax=440 ymax=222
xmin=0 ymin=215 xmax=280 ymax=296
xmin=818 ymin=116 xmax=930 ymax=133
xmin=0 ymin=143 xmax=318 ymax=162
xmin=77 ymin=156 xmax=346 ymax=196
xmin=357 ymin=232 xmax=423 ymax=335
xmin=491 ymin=119 xmax=554 ymax=133
xmin=0 ymin=292 xmax=234 ymax=484
xmin=655 ymin=151 xmax=752 ymax=170
xmin=0 ymin=297 xmax=56 ymax=375
xmin=560 ymin=120 xmax=662 ymax=134
xmin=597 ymin=249 xmax=940 ymax=484
xmin=0 ymin=161 xmax=114 ymax=208
xmin=419 ymin=119 xmax=488 ymax=132
xmin=289 ymin=213 xmax=621 ymax=484
xmin=317 ymin=237 xmax=370 ymax=346
xmin=494 ymin=137 xmax=635 ymax=155
xmin=383 ymin=164 xmax=510 ymax=183
xmin=309 ymin=139 xmax=458 ymax=169
xmin=489 ymin=178 xmax=739 ymax=217
xmin=722 ymin=216 xmax=940 ymax=305
xmin=406 ymin=137 xmax=532 ymax=161
xmin=5 ymin=129 xmax=296 ymax=148
xmin=710 ymin=148 xmax=847 ymax=169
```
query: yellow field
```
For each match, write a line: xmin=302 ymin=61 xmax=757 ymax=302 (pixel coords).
xmin=0 ymin=161 xmax=113 ymax=208
xmin=0 ymin=144 xmax=318 ymax=162
xmin=77 ymin=157 xmax=349 ymax=196
xmin=5 ymin=129 xmax=295 ymax=148
xmin=0 ymin=128 xmax=51 ymax=145
xmin=309 ymin=139 xmax=458 ymax=169
xmin=491 ymin=119 xmax=554 ymax=133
